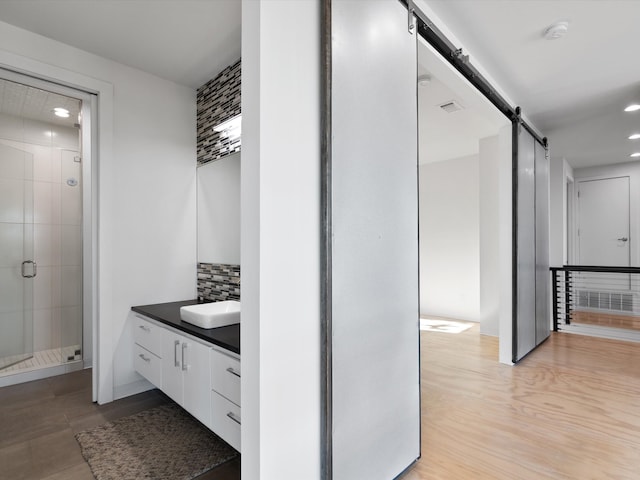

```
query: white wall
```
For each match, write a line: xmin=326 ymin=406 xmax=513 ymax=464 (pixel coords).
xmin=0 ymin=20 xmax=197 ymax=402
xmin=242 ymin=0 xmax=321 ymax=478
xmin=573 ymin=161 xmax=640 ymax=267
xmin=550 ymin=156 xmax=574 ymax=266
xmin=419 ymin=154 xmax=480 ymax=322
xmin=479 ymin=135 xmax=500 ymax=336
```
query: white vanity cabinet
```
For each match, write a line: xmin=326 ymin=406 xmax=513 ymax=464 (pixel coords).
xmin=161 ymin=329 xmax=212 ymax=428
xmin=210 ymin=347 xmax=241 ymax=451
xmin=133 ymin=315 xmax=163 ymax=388
xmin=132 ymin=309 xmax=240 ymax=452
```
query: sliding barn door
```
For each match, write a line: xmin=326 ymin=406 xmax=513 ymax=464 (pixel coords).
xmin=326 ymin=0 xmax=420 ymax=479
xmin=514 ymin=125 xmax=550 ymax=362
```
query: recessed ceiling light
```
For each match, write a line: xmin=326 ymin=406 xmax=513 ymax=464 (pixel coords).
xmin=629 ymin=133 xmax=640 ymax=140
xmin=53 ymin=107 xmax=70 ymax=118
xmin=624 ymin=104 xmax=640 ymax=112
xmin=630 ymin=152 xmax=640 ymax=157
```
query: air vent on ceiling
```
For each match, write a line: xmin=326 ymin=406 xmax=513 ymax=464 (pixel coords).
xmin=439 ymin=100 xmax=464 ymax=113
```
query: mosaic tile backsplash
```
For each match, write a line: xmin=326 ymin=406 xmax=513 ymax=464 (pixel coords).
xmin=197 ymin=59 xmax=241 ymax=166
xmin=197 ymin=263 xmax=240 ymax=302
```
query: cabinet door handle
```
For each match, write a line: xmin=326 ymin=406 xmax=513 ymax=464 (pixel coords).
xmin=182 ymin=343 xmax=188 ymax=371
xmin=138 ymin=353 xmax=150 ymax=363
xmin=174 ymin=340 xmax=180 ymax=367
xmin=226 ymin=367 xmax=241 ymax=378
xmin=226 ymin=411 xmax=241 ymax=425
xmin=139 ymin=325 xmax=151 ymax=333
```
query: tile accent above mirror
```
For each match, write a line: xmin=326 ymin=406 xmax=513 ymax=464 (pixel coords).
xmin=197 ymin=59 xmax=241 ymax=166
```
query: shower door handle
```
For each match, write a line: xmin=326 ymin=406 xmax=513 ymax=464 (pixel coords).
xmin=21 ymin=260 xmax=37 ymax=278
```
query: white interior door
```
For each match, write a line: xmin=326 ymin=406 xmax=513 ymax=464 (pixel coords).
xmin=578 ymin=177 xmax=630 ymax=267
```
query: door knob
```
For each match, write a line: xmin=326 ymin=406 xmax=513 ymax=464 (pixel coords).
xmin=617 ymin=237 xmax=628 ymax=242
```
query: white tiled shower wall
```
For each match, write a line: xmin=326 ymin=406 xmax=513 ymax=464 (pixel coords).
xmin=0 ymin=111 xmax=81 ymax=357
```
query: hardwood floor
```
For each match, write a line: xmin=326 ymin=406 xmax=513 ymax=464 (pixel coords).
xmin=0 ymin=369 xmax=240 ymax=480
xmin=403 ymin=325 xmax=640 ymax=480
xmin=571 ymin=310 xmax=640 ymax=331
xmin=2 ymin=328 xmax=639 ymax=479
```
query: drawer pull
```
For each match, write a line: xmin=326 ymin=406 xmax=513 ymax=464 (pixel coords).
xmin=138 ymin=325 xmax=151 ymax=333
xmin=174 ymin=340 xmax=180 ymax=367
xmin=138 ymin=353 xmax=151 ymax=363
xmin=182 ymin=343 xmax=188 ymax=371
xmin=226 ymin=367 xmax=241 ymax=378
xmin=226 ymin=411 xmax=241 ymax=425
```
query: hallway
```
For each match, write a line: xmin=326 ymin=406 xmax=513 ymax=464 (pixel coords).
xmin=1 ymin=327 xmax=639 ymax=479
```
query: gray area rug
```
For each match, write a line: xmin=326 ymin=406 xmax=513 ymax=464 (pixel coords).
xmin=75 ymin=403 xmax=238 ymax=480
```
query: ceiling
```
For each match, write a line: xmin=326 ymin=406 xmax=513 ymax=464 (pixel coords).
xmin=0 ymin=0 xmax=241 ymax=90
xmin=0 ymin=78 xmax=80 ymax=128
xmin=425 ymin=0 xmax=640 ymax=168
xmin=418 ymin=38 xmax=507 ymax=164
xmin=0 ymin=1 xmax=637 ymax=168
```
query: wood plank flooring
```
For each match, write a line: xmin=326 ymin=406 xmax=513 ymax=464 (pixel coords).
xmin=2 ymin=328 xmax=639 ymax=479
xmin=0 ymin=369 xmax=239 ymax=480
xmin=403 ymin=325 xmax=640 ymax=480
xmin=572 ymin=310 xmax=640 ymax=331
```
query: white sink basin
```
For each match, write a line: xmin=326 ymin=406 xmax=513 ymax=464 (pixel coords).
xmin=180 ymin=301 xmax=241 ymax=329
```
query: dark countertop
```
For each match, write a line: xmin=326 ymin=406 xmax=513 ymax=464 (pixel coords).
xmin=131 ymin=300 xmax=240 ymax=355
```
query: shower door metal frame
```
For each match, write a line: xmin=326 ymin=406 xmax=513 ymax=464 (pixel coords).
xmin=0 ymin=67 xmax=96 ymax=383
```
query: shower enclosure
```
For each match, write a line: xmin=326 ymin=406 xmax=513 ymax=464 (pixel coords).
xmin=0 ymin=76 xmax=84 ymax=380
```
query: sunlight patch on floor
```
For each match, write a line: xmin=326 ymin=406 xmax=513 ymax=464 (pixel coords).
xmin=420 ymin=318 xmax=474 ymax=334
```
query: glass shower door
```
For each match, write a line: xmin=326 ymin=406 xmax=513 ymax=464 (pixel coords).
xmin=0 ymin=143 xmax=34 ymax=371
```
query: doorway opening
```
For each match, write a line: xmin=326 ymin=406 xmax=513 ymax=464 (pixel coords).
xmin=417 ymin=36 xmax=511 ymax=354
xmin=0 ymin=72 xmax=92 ymax=386
xmin=555 ymin=165 xmax=640 ymax=342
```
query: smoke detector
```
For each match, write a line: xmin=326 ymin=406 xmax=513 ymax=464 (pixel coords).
xmin=543 ymin=21 xmax=569 ymax=40
xmin=439 ymin=100 xmax=464 ymax=113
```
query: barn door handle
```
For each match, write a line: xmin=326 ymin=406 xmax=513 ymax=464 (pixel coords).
xmin=617 ymin=237 xmax=628 ymax=242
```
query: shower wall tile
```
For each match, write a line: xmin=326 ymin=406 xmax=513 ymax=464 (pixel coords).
xmin=197 ymin=59 xmax=241 ymax=166
xmin=0 ymin=268 xmax=21 ymax=313
xmin=0 ymin=143 xmax=27 ymax=179
xmin=61 ymin=149 xmax=80 ymax=182
xmin=34 ymin=224 xmax=54 ymax=266
xmin=33 ymin=181 xmax=53 ymax=224
xmin=61 ymin=306 xmax=82 ymax=348
xmin=53 ymin=127 xmax=78 ymax=150
xmin=60 ymin=181 xmax=82 ymax=225
xmin=33 ymin=308 xmax=53 ymax=351
xmin=32 ymin=145 xmax=54 ymax=182
xmin=61 ymin=226 xmax=82 ymax=266
xmin=0 ymin=179 xmax=24 ymax=223
xmin=0 ymin=311 xmax=23 ymax=357
xmin=33 ymin=266 xmax=52 ymax=310
xmin=60 ymin=266 xmax=82 ymax=307
xmin=197 ymin=262 xmax=240 ymax=302
xmin=0 ymin=224 xmax=23 ymax=267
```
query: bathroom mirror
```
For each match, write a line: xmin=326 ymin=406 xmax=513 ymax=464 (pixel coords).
xmin=197 ymin=152 xmax=241 ymax=264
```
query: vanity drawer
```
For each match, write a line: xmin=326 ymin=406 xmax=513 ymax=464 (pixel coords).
xmin=134 ymin=344 xmax=162 ymax=388
xmin=210 ymin=347 xmax=240 ymax=406
xmin=211 ymin=390 xmax=241 ymax=452
xmin=133 ymin=315 xmax=162 ymax=356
